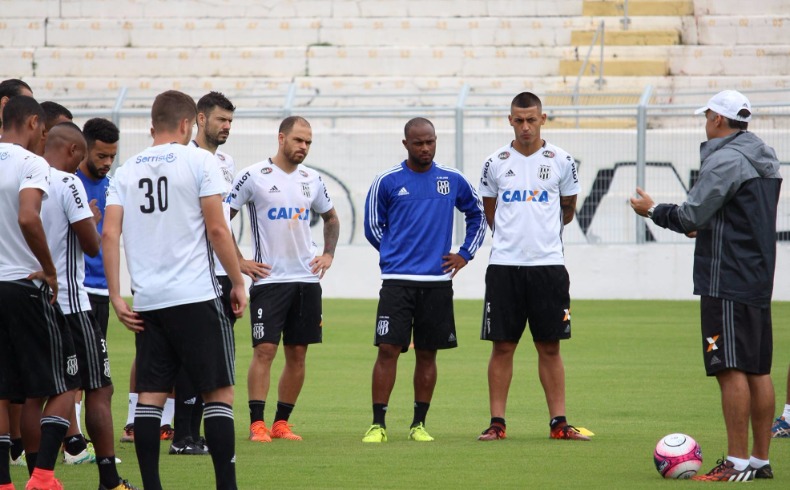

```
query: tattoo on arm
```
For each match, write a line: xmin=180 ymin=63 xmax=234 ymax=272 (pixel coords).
xmin=321 ymin=208 xmax=340 ymax=257
xmin=560 ymin=195 xmax=577 ymax=225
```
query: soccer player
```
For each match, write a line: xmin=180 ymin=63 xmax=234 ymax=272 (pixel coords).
xmin=29 ymin=102 xmax=95 ymax=466
xmin=771 ymin=365 xmax=790 ymax=438
xmin=0 ymin=81 xmax=38 ymax=471
xmin=0 ymin=95 xmax=80 ymax=490
xmin=38 ymin=122 xmax=136 ymax=489
xmin=103 ymin=90 xmax=246 ymax=490
xmin=229 ymin=116 xmax=339 ymax=443
xmin=361 ymin=117 xmax=485 ymax=443
xmin=631 ymin=90 xmax=782 ymax=481
xmin=77 ymin=118 xmax=119 ymax=338
xmin=477 ymin=92 xmax=589 ymax=442
xmin=0 ymin=79 xmax=33 ymax=135
xmin=170 ymin=91 xmax=239 ymax=456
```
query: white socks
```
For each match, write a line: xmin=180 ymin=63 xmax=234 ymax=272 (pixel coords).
xmin=782 ymin=403 xmax=790 ymax=420
xmin=126 ymin=392 xmax=138 ymax=425
xmin=726 ymin=456 xmax=749 ymax=471
xmin=749 ymin=456 xmax=769 ymax=469
xmin=74 ymin=402 xmax=83 ymax=434
xmin=162 ymin=397 xmax=175 ymax=426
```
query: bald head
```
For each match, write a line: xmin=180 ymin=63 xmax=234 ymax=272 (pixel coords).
xmin=44 ymin=122 xmax=87 ymax=173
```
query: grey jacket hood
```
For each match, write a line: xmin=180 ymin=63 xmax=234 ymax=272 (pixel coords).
xmin=700 ymin=131 xmax=781 ymax=179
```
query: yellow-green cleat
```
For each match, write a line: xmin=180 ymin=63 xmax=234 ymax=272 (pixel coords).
xmin=362 ymin=424 xmax=388 ymax=443
xmin=408 ymin=423 xmax=434 ymax=442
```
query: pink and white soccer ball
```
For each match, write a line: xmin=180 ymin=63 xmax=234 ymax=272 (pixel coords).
xmin=653 ymin=433 xmax=703 ymax=479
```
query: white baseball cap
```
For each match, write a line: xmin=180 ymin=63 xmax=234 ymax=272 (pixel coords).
xmin=694 ymin=90 xmax=752 ymax=122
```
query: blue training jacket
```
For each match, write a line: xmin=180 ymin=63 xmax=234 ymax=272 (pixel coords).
xmin=76 ymin=169 xmax=109 ymax=292
xmin=364 ymin=161 xmax=486 ymax=281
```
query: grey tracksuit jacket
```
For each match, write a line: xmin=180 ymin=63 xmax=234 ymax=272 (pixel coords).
xmin=652 ymin=131 xmax=782 ymax=307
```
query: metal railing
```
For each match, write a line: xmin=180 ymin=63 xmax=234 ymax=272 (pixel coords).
xmin=65 ymin=85 xmax=790 ymax=246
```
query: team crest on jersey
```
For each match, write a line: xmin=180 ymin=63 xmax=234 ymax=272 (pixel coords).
xmin=542 ymin=150 xmax=555 ymax=158
xmin=377 ymin=317 xmax=390 ymax=336
xmin=498 ymin=151 xmax=510 ymax=160
xmin=103 ymin=359 xmax=111 ymax=379
xmin=66 ymin=355 xmax=78 ymax=376
xmin=299 ymin=170 xmax=308 ymax=177
xmin=252 ymin=322 xmax=265 ymax=339
xmin=538 ymin=165 xmax=551 ymax=180
xmin=216 ymin=153 xmax=225 ymax=161
xmin=301 ymin=182 xmax=311 ymax=198
xmin=0 ymin=152 xmax=8 ymax=160
xmin=436 ymin=180 xmax=450 ymax=195
xmin=261 ymin=167 xmax=272 ymax=174
xmin=220 ymin=168 xmax=232 ymax=183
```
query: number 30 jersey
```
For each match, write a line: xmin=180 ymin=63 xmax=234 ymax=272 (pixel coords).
xmin=106 ymin=143 xmax=226 ymax=311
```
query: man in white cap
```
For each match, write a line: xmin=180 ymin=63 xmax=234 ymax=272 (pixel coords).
xmin=630 ymin=90 xmax=782 ymax=482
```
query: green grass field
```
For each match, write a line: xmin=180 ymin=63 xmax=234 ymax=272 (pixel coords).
xmin=12 ymin=299 xmax=790 ymax=489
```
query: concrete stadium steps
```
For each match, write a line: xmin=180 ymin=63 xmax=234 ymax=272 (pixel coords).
xmin=29 ymin=47 xmax=306 ymax=78
xmin=23 ymin=75 xmax=790 ymax=110
xmin=26 ymin=44 xmax=789 ymax=79
xmin=583 ymin=0 xmax=694 ymax=16
xmin=11 ymin=0 xmax=582 ymax=19
xmin=570 ymin=29 xmax=680 ymax=46
xmin=697 ymin=15 xmax=790 ymax=45
xmin=3 ymin=49 xmax=35 ymax=77
xmin=693 ymin=0 xmax=789 ymax=15
xmin=0 ymin=19 xmax=45 ymax=46
xmin=562 ymin=45 xmax=790 ymax=77
xmin=0 ymin=16 xmax=690 ymax=49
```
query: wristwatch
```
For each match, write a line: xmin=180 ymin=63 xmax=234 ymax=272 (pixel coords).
xmin=646 ymin=206 xmax=656 ymax=219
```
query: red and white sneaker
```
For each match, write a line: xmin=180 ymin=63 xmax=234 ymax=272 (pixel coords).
xmin=550 ymin=422 xmax=591 ymax=441
xmin=692 ymin=459 xmax=755 ymax=482
xmin=477 ymin=423 xmax=506 ymax=441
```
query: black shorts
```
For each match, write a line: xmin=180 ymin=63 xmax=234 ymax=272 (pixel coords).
xmin=135 ymin=298 xmax=235 ymax=394
xmin=700 ymin=296 xmax=772 ymax=376
xmin=216 ymin=275 xmax=237 ymax=327
xmin=0 ymin=280 xmax=80 ymax=399
xmin=249 ymin=282 xmax=322 ymax=346
xmin=481 ymin=265 xmax=571 ymax=343
xmin=88 ymin=293 xmax=110 ymax=339
xmin=375 ymin=280 xmax=457 ymax=352
xmin=63 ymin=310 xmax=112 ymax=390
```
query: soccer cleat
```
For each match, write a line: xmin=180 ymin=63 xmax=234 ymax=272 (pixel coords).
xmin=691 ymin=459 xmax=755 ymax=482
xmin=194 ymin=436 xmax=210 ymax=453
xmin=270 ymin=420 xmax=302 ymax=441
xmin=408 ymin=423 xmax=434 ymax=442
xmin=25 ymin=468 xmax=63 ymax=490
xmin=550 ymin=422 xmax=591 ymax=441
xmin=169 ymin=437 xmax=209 ymax=455
xmin=119 ymin=424 xmax=134 ymax=443
xmin=10 ymin=450 xmax=27 ymax=466
xmin=63 ymin=442 xmax=96 ymax=464
xmin=477 ymin=424 xmax=506 ymax=441
xmin=249 ymin=421 xmax=272 ymax=443
xmin=362 ymin=424 xmax=388 ymax=443
xmin=753 ymin=464 xmax=773 ymax=479
xmin=159 ymin=424 xmax=174 ymax=441
xmin=770 ymin=416 xmax=790 ymax=438
xmin=98 ymin=478 xmax=140 ymax=490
